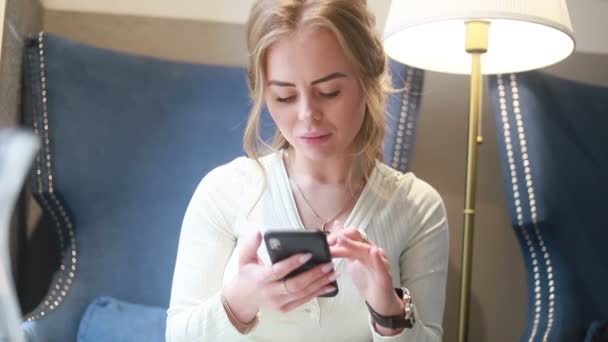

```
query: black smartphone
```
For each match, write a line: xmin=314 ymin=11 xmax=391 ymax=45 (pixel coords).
xmin=263 ymin=230 xmax=338 ymax=297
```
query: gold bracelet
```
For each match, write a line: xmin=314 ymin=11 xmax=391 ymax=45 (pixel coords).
xmin=220 ymin=292 xmax=260 ymax=334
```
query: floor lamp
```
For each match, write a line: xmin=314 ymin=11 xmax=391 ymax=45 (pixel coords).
xmin=382 ymin=1 xmax=574 ymax=341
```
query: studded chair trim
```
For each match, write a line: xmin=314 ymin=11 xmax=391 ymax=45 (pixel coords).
xmin=493 ymin=73 xmax=556 ymax=342
xmin=23 ymin=32 xmax=78 ymax=321
xmin=385 ymin=64 xmax=424 ymax=173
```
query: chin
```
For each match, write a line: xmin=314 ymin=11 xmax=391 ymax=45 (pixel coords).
xmin=297 ymin=144 xmax=342 ymax=161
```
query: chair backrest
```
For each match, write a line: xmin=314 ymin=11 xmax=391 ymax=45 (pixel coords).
xmin=490 ymin=71 xmax=608 ymax=342
xmin=0 ymin=129 xmax=38 ymax=342
xmin=19 ymin=32 xmax=424 ymax=342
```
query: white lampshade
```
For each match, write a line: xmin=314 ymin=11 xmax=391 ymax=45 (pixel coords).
xmin=384 ymin=0 xmax=575 ymax=75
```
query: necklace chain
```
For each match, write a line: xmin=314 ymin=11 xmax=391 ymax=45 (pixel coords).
xmin=285 ymin=151 xmax=361 ymax=232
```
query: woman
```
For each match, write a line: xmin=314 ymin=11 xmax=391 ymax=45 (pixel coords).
xmin=166 ymin=0 xmax=449 ymax=341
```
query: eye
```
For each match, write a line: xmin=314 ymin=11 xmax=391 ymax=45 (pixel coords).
xmin=276 ymin=96 xmax=296 ymax=103
xmin=320 ymin=90 xmax=340 ymax=98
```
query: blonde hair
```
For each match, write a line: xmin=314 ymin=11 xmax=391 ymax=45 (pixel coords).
xmin=244 ymin=0 xmax=391 ymax=185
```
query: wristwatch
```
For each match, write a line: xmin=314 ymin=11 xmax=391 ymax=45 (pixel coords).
xmin=366 ymin=287 xmax=416 ymax=329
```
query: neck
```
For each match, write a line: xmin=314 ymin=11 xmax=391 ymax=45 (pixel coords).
xmin=285 ymin=146 xmax=363 ymax=186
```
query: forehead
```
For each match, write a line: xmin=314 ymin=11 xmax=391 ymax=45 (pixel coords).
xmin=264 ymin=26 xmax=356 ymax=82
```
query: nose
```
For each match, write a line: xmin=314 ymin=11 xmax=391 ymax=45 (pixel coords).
xmin=297 ymin=94 xmax=322 ymax=122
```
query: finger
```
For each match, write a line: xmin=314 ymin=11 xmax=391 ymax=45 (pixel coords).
xmin=269 ymin=268 xmax=336 ymax=308
xmin=371 ymin=246 xmax=387 ymax=272
xmin=328 ymin=227 xmax=358 ymax=243
xmin=326 ymin=220 xmax=344 ymax=246
xmin=378 ymin=247 xmax=386 ymax=258
xmin=330 ymin=235 xmax=371 ymax=261
xmin=279 ymin=285 xmax=337 ymax=312
xmin=334 ymin=227 xmax=371 ymax=246
xmin=239 ymin=231 xmax=262 ymax=265
xmin=339 ymin=227 xmax=361 ymax=239
xmin=378 ymin=247 xmax=389 ymax=264
xmin=281 ymin=262 xmax=335 ymax=295
xmin=338 ymin=234 xmax=369 ymax=250
xmin=327 ymin=233 xmax=338 ymax=246
xmin=268 ymin=252 xmax=313 ymax=281
xmin=333 ymin=220 xmax=343 ymax=229
xmin=371 ymin=246 xmax=394 ymax=288
xmin=277 ymin=277 xmax=337 ymax=310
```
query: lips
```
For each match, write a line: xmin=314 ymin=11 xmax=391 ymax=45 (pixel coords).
xmin=301 ymin=133 xmax=330 ymax=139
xmin=299 ymin=133 xmax=332 ymax=144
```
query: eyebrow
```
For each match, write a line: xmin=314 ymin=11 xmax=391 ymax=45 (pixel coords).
xmin=268 ymin=72 xmax=347 ymax=87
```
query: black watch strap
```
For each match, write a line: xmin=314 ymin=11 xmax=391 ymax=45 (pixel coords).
xmin=366 ymin=288 xmax=415 ymax=329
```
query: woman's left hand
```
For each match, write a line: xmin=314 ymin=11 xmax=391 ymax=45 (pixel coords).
xmin=328 ymin=227 xmax=404 ymax=317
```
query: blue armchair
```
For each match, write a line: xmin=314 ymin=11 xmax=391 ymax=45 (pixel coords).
xmin=19 ymin=32 xmax=425 ymax=341
xmin=489 ymin=71 xmax=608 ymax=342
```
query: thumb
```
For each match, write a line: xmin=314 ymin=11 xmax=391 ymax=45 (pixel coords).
xmin=239 ymin=231 xmax=263 ymax=265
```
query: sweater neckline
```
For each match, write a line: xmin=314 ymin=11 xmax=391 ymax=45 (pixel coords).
xmin=273 ymin=149 xmax=379 ymax=236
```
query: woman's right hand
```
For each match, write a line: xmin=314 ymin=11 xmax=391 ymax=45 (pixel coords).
xmin=222 ymin=231 xmax=337 ymax=323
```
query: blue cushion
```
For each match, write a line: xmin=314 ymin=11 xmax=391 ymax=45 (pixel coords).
xmin=77 ymin=297 xmax=165 ymax=342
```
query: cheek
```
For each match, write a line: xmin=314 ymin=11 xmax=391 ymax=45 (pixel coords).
xmin=337 ymin=84 xmax=366 ymax=120
xmin=267 ymin=103 xmax=294 ymax=135
xmin=343 ymin=101 xmax=367 ymax=142
xmin=337 ymin=97 xmax=366 ymax=129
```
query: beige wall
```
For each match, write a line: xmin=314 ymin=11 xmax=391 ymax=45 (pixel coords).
xmin=0 ymin=0 xmax=42 ymax=127
xmin=43 ymin=11 xmax=247 ymax=66
xmin=0 ymin=0 xmax=42 ymax=291
xmin=415 ymin=72 xmax=527 ymax=341
xmin=40 ymin=0 xmax=392 ymax=36
xmin=0 ymin=1 xmax=5 ymax=64
xmin=41 ymin=9 xmax=608 ymax=342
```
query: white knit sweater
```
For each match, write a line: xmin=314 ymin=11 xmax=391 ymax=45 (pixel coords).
xmin=166 ymin=151 xmax=449 ymax=342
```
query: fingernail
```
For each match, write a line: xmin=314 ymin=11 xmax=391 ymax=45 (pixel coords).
xmin=323 ymin=286 xmax=336 ymax=294
xmin=271 ymin=265 xmax=281 ymax=275
xmin=321 ymin=263 xmax=333 ymax=273
xmin=328 ymin=272 xmax=339 ymax=281
xmin=299 ymin=253 xmax=313 ymax=263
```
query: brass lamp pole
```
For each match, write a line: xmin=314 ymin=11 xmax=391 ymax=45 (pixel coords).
xmin=458 ymin=21 xmax=489 ymax=342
